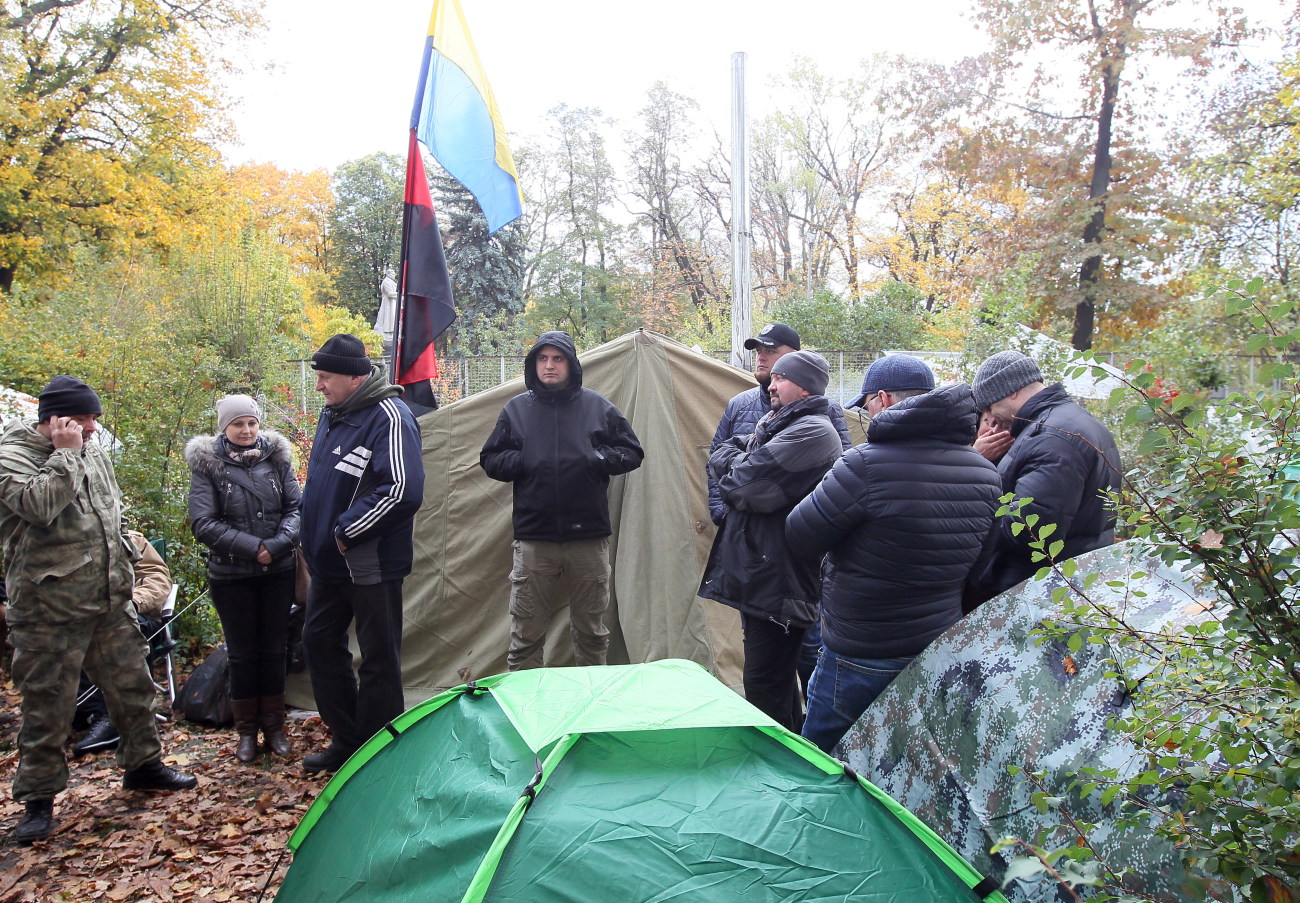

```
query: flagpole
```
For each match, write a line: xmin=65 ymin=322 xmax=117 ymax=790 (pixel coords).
xmin=730 ymin=52 xmax=752 ymax=370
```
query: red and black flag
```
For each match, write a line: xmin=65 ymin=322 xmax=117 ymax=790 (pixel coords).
xmin=395 ymin=128 xmax=455 ymax=411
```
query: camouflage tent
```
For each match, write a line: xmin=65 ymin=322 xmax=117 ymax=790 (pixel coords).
xmin=840 ymin=541 xmax=1227 ymax=902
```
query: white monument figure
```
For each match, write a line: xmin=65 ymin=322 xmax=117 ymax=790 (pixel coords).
xmin=375 ymin=271 xmax=398 ymax=348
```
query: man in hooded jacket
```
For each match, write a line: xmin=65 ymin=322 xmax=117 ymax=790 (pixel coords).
xmin=786 ymin=355 xmax=1002 ymax=752
xmin=299 ymin=334 xmax=425 ymax=774
xmin=479 ymin=331 xmax=644 ymax=671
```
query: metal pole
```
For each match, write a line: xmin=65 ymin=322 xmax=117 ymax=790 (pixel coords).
xmin=730 ymin=52 xmax=752 ymax=370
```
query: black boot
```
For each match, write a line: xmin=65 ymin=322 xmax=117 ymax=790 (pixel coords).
xmin=302 ymin=743 xmax=353 ymax=775
xmin=232 ymin=698 xmax=260 ymax=763
xmin=122 ymin=761 xmax=198 ymax=791
xmin=13 ymin=799 xmax=56 ymax=845
xmin=71 ymin=715 xmax=120 ymax=757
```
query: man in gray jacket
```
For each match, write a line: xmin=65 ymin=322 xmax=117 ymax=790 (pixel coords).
xmin=699 ymin=351 xmax=843 ymax=730
xmin=0 ymin=376 xmax=196 ymax=845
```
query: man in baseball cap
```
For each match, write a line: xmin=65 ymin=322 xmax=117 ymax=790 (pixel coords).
xmin=708 ymin=325 xmax=848 ymax=526
xmin=847 ymin=353 xmax=936 ymax=412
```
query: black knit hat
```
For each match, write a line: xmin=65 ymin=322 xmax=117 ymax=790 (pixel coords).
xmin=37 ymin=375 xmax=102 ymax=422
xmin=311 ymin=334 xmax=372 ymax=376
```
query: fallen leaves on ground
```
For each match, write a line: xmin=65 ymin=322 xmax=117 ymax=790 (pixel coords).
xmin=0 ymin=678 xmax=335 ymax=903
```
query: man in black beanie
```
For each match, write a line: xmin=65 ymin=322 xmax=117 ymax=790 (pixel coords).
xmin=299 ymin=335 xmax=425 ymax=774
xmin=0 ymin=376 xmax=197 ymax=845
xmin=965 ymin=350 xmax=1121 ymax=608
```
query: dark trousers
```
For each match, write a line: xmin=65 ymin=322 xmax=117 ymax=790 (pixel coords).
xmin=301 ymin=579 xmax=404 ymax=753
xmin=740 ymin=614 xmax=806 ymax=732
xmin=210 ymin=572 xmax=294 ymax=700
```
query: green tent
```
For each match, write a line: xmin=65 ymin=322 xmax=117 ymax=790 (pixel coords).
xmin=277 ymin=660 xmax=1007 ymax=903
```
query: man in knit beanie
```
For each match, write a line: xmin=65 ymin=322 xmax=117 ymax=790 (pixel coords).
xmin=699 ymin=349 xmax=842 ymax=731
xmin=0 ymin=376 xmax=197 ymax=844
xmin=965 ymin=350 xmax=1121 ymax=610
xmin=299 ymin=335 xmax=425 ymax=774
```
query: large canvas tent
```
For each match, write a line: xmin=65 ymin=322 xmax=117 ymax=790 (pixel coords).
xmin=839 ymin=541 xmax=1225 ymax=902
xmin=277 ymin=660 xmax=1010 ymax=903
xmin=288 ymin=330 xmax=772 ymax=708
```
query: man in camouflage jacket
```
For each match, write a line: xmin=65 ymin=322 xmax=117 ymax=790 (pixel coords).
xmin=0 ymin=376 xmax=196 ymax=845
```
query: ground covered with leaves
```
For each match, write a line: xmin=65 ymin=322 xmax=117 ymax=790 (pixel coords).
xmin=0 ymin=678 xmax=334 ymax=903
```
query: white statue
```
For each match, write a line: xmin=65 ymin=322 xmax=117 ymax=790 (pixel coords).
xmin=375 ymin=272 xmax=398 ymax=343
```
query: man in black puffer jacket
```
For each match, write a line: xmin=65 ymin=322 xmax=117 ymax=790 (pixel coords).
xmin=700 ymin=351 xmax=844 ymax=731
xmin=480 ymin=331 xmax=643 ymax=671
xmin=965 ymin=350 xmax=1122 ymax=609
xmin=787 ymin=355 xmax=1001 ymax=752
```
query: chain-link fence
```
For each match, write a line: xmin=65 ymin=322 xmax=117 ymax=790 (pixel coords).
xmin=273 ymin=349 xmax=1281 ymax=415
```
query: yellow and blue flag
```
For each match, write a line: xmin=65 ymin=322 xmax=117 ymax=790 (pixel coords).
xmin=411 ymin=0 xmax=523 ymax=234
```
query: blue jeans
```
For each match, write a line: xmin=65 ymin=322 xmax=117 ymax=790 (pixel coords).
xmin=801 ymin=650 xmax=914 ymax=753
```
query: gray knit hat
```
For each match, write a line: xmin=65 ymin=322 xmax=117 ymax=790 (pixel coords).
xmin=849 ymin=354 xmax=935 ymax=408
xmin=972 ymin=350 xmax=1043 ymax=410
xmin=216 ymin=394 xmax=262 ymax=433
xmin=770 ymin=350 xmax=830 ymax=396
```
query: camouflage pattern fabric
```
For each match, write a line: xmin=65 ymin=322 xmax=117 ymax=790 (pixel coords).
xmin=841 ymin=540 xmax=1229 ymax=902
xmin=11 ymin=611 xmax=162 ymax=801
xmin=0 ymin=416 xmax=161 ymax=802
xmin=0 ymin=418 xmax=135 ymax=627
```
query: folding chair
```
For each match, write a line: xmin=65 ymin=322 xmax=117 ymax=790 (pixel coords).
xmin=147 ymin=538 xmax=180 ymax=706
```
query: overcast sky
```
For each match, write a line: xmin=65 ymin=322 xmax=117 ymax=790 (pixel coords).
xmin=219 ymin=0 xmax=1291 ymax=174
xmin=219 ymin=0 xmax=988 ymax=172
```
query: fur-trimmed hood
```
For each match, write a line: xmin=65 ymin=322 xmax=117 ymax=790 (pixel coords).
xmin=184 ymin=429 xmax=293 ymax=479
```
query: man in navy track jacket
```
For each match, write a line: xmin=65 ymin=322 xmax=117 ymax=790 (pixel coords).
xmin=299 ymin=334 xmax=425 ymax=774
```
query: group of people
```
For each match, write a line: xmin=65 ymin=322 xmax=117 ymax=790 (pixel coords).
xmin=0 ymin=321 xmax=1118 ymax=845
xmin=0 ymin=333 xmax=427 ymax=843
xmin=702 ymin=324 xmax=1120 ymax=753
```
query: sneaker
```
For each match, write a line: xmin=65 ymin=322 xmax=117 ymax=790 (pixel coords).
xmin=302 ymin=744 xmax=353 ymax=775
xmin=13 ymin=799 xmax=56 ymax=845
xmin=71 ymin=716 xmax=120 ymax=757
xmin=122 ymin=761 xmax=198 ymax=792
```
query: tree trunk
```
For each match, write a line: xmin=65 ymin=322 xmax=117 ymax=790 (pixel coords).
xmin=1073 ymin=9 xmax=1129 ymax=351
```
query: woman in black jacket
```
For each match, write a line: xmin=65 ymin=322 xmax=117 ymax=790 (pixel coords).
xmin=186 ymin=395 xmax=301 ymax=762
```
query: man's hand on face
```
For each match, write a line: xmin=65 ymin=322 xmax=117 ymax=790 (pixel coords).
xmin=974 ymin=414 xmax=1013 ymax=463
xmin=49 ymin=416 xmax=86 ymax=450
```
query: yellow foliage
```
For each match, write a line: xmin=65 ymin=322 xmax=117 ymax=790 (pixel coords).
xmin=302 ymin=301 xmax=384 ymax=355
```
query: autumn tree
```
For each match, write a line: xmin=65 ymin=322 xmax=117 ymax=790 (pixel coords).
xmin=1181 ymin=50 xmax=1300 ymax=303
xmin=970 ymin=0 xmax=1252 ymax=349
xmin=516 ymin=106 xmax=631 ymax=347
xmin=0 ymin=0 xmax=263 ymax=293
xmin=624 ymin=83 xmax=726 ymax=320
xmin=766 ymin=56 xmax=918 ymax=303
xmin=224 ymin=163 xmax=334 ymax=304
xmin=328 ymin=152 xmax=403 ymax=319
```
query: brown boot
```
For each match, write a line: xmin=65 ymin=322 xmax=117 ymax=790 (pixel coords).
xmin=232 ymin=698 xmax=260 ymax=763
xmin=259 ymin=695 xmax=292 ymax=757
